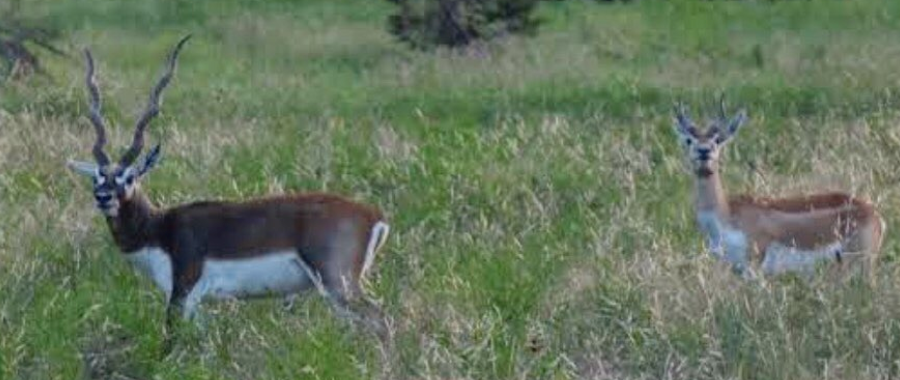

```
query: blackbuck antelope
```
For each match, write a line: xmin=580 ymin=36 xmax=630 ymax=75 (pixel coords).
xmin=67 ymin=36 xmax=391 ymax=335
xmin=672 ymin=102 xmax=884 ymax=279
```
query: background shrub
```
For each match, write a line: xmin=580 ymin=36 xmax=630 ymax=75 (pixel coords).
xmin=386 ymin=0 xmax=542 ymax=49
xmin=0 ymin=0 xmax=64 ymax=81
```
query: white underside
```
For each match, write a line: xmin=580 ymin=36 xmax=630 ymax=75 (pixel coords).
xmin=696 ymin=211 xmax=841 ymax=278
xmin=126 ymin=248 xmax=312 ymax=319
xmin=196 ymin=252 xmax=311 ymax=300
xmin=761 ymin=242 xmax=841 ymax=276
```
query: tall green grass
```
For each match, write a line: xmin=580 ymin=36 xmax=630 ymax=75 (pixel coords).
xmin=3 ymin=0 xmax=900 ymax=379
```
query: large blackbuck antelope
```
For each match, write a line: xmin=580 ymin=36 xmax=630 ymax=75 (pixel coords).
xmin=67 ymin=36 xmax=391 ymax=335
xmin=672 ymin=102 xmax=884 ymax=279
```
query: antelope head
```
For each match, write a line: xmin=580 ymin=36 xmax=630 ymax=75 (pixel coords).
xmin=672 ymin=100 xmax=747 ymax=177
xmin=68 ymin=36 xmax=190 ymax=217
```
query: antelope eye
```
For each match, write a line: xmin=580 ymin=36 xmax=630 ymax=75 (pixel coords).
xmin=683 ymin=138 xmax=693 ymax=146
xmin=125 ymin=176 xmax=134 ymax=185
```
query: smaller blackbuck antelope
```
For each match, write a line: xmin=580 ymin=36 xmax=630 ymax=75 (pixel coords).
xmin=68 ymin=36 xmax=391 ymax=335
xmin=672 ymin=102 xmax=884 ymax=279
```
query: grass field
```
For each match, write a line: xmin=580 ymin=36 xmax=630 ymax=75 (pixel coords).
xmin=4 ymin=0 xmax=900 ymax=379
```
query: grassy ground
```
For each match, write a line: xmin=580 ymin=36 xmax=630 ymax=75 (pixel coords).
xmin=3 ymin=0 xmax=900 ymax=379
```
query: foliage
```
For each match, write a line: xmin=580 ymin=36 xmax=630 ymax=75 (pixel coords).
xmin=0 ymin=0 xmax=65 ymax=81
xmin=385 ymin=0 xmax=542 ymax=49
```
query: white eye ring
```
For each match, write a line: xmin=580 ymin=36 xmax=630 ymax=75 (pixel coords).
xmin=115 ymin=167 xmax=137 ymax=185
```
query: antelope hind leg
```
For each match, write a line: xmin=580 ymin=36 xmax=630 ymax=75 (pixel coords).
xmin=293 ymin=257 xmax=383 ymax=333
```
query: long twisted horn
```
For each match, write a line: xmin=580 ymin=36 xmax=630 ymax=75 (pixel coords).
xmin=120 ymin=34 xmax=191 ymax=166
xmin=84 ymin=49 xmax=111 ymax=166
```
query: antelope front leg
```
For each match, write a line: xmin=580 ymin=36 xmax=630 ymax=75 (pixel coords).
xmin=162 ymin=287 xmax=207 ymax=355
xmin=707 ymin=241 xmax=754 ymax=279
xmin=162 ymin=261 xmax=204 ymax=353
xmin=162 ymin=293 xmax=184 ymax=355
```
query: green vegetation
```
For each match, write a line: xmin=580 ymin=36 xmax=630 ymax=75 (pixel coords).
xmin=3 ymin=0 xmax=900 ymax=379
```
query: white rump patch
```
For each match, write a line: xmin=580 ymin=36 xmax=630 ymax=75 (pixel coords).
xmin=125 ymin=247 xmax=173 ymax=300
xmin=361 ymin=221 xmax=390 ymax=278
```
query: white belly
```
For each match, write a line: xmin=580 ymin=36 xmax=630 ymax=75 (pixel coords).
xmin=761 ymin=242 xmax=841 ymax=276
xmin=125 ymin=247 xmax=174 ymax=300
xmin=198 ymin=251 xmax=311 ymax=300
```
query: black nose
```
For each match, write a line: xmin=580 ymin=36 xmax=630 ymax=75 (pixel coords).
xmin=697 ymin=148 xmax=711 ymax=160
xmin=96 ymin=193 xmax=113 ymax=203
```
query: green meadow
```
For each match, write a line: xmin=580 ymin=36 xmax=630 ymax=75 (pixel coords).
xmin=3 ymin=0 xmax=900 ymax=378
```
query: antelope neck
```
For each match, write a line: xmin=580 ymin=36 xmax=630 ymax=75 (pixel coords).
xmin=694 ymin=170 xmax=730 ymax=221
xmin=106 ymin=189 xmax=161 ymax=253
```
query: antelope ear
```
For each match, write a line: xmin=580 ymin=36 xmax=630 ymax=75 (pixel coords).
xmin=672 ymin=104 xmax=698 ymax=140
xmin=67 ymin=160 xmax=98 ymax=177
xmin=137 ymin=144 xmax=162 ymax=176
xmin=672 ymin=120 xmax=690 ymax=139
xmin=716 ymin=110 xmax=748 ymax=144
xmin=727 ymin=110 xmax=747 ymax=135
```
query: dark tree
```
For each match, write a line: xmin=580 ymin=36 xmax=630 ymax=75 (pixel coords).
xmin=386 ymin=0 xmax=542 ymax=49
xmin=0 ymin=0 xmax=65 ymax=81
